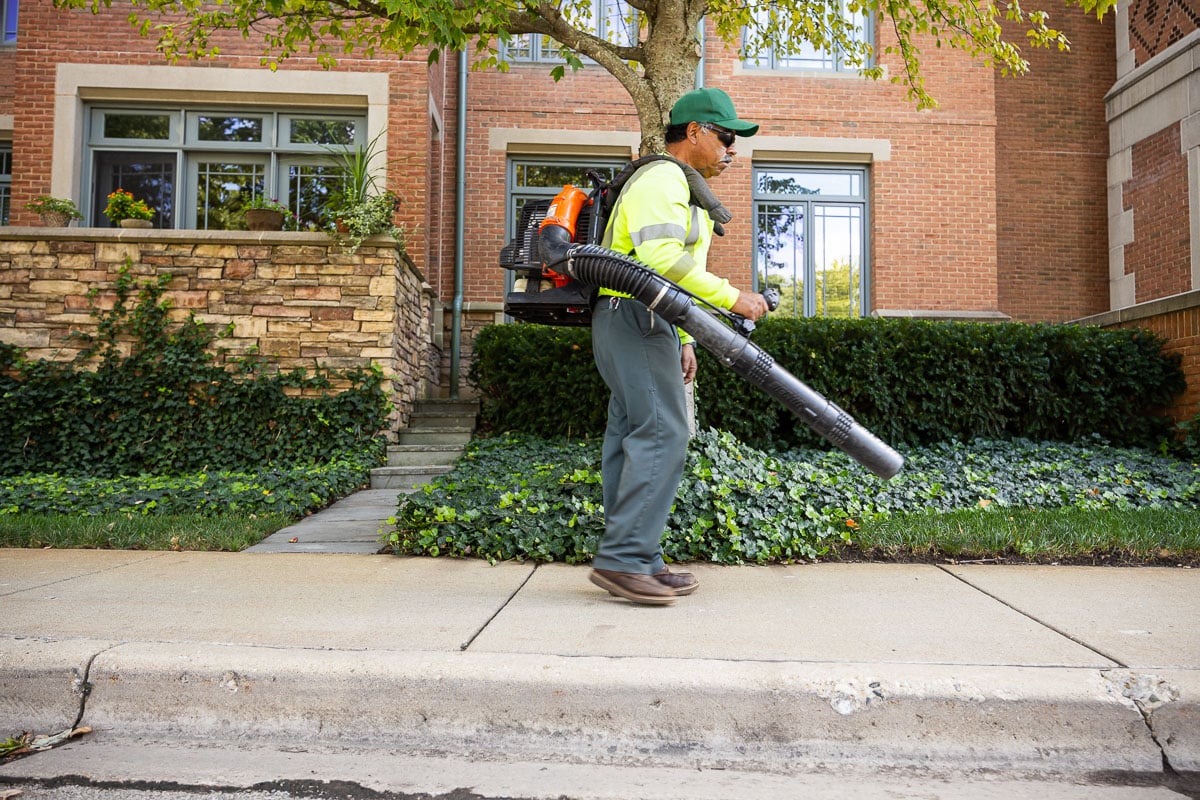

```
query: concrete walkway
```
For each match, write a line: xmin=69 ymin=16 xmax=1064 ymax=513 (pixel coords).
xmin=1 ymin=488 xmax=1199 ymax=782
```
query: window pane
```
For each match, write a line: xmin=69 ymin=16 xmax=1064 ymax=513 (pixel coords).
xmin=93 ymin=151 xmax=175 ymax=227
xmin=2 ymin=0 xmax=17 ymax=44
xmin=604 ymin=0 xmax=638 ymax=46
xmin=195 ymin=161 xmax=265 ymax=231
xmin=103 ymin=113 xmax=172 ymax=141
xmin=197 ymin=115 xmax=264 ymax=143
xmin=506 ymin=33 xmax=533 ymax=60
xmin=757 ymin=170 xmax=861 ymax=198
xmin=813 ymin=204 xmax=862 ymax=318
xmin=756 ymin=203 xmax=804 ymax=317
xmin=515 ymin=164 xmax=614 ymax=189
xmin=289 ymin=118 xmax=357 ymax=146
xmin=287 ymin=162 xmax=344 ymax=229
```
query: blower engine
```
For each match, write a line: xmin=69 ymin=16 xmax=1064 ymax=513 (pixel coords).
xmin=500 ymin=180 xmax=905 ymax=480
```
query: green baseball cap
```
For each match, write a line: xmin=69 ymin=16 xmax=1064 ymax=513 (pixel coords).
xmin=669 ymin=87 xmax=759 ymax=136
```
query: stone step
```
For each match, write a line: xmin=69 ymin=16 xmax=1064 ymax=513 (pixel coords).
xmin=395 ymin=427 xmax=474 ymax=447
xmin=370 ymin=465 xmax=454 ymax=491
xmin=406 ymin=412 xmax=476 ymax=430
xmin=413 ymin=398 xmax=480 ymax=418
xmin=383 ymin=444 xmax=466 ymax=468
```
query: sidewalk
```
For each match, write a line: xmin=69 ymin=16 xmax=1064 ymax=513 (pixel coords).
xmin=2 ymin=488 xmax=1198 ymax=780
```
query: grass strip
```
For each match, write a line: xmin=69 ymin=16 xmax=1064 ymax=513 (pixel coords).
xmin=0 ymin=512 xmax=292 ymax=551
xmin=841 ymin=507 xmax=1200 ymax=565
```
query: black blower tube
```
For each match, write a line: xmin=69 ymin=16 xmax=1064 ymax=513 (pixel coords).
xmin=540 ymin=225 xmax=904 ymax=479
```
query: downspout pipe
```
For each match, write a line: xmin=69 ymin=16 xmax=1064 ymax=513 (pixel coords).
xmin=450 ymin=50 xmax=467 ymax=399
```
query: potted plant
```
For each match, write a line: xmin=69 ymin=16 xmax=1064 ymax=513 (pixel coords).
xmin=329 ymin=190 xmax=404 ymax=252
xmin=24 ymin=195 xmax=83 ymax=227
xmin=242 ymin=196 xmax=294 ymax=231
xmin=104 ymin=188 xmax=155 ymax=228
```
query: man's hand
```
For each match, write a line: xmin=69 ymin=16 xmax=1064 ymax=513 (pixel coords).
xmin=730 ymin=291 xmax=770 ymax=322
xmin=681 ymin=344 xmax=697 ymax=384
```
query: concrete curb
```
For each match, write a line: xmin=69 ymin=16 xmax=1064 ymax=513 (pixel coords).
xmin=11 ymin=639 xmax=1174 ymax=774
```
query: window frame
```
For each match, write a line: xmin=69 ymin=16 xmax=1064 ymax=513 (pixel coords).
xmin=751 ymin=163 xmax=871 ymax=319
xmin=502 ymin=0 xmax=638 ymax=63
xmin=741 ymin=0 xmax=874 ymax=73
xmin=83 ymin=105 xmax=368 ymax=229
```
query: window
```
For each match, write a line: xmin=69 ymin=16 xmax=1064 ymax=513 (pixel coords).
xmin=1 ymin=0 xmax=16 ymax=45
xmin=504 ymin=0 xmax=637 ymax=62
xmin=742 ymin=1 xmax=871 ymax=71
xmin=753 ymin=165 xmax=868 ymax=318
xmin=84 ymin=106 xmax=368 ymax=229
xmin=0 ymin=145 xmax=10 ymax=225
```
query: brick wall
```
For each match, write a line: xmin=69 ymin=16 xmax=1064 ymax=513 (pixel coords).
xmin=1127 ymin=0 xmax=1200 ymax=66
xmin=1125 ymin=124 xmax=1191 ymax=302
xmin=994 ymin=13 xmax=1113 ymax=322
xmin=0 ymin=229 xmax=436 ymax=435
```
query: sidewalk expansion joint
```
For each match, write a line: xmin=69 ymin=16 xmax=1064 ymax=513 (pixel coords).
xmin=934 ymin=565 xmax=1128 ymax=668
xmin=458 ymin=563 xmax=538 ymax=652
xmin=0 ymin=553 xmax=169 ymax=598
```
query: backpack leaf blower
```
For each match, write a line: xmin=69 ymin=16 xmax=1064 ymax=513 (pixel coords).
xmin=503 ymin=177 xmax=904 ymax=480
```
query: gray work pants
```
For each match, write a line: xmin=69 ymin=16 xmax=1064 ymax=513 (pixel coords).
xmin=591 ymin=296 xmax=689 ymax=575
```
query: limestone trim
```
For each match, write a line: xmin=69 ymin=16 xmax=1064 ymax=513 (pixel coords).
xmin=1104 ymin=29 xmax=1200 ymax=310
xmin=489 ymin=128 xmax=640 ymax=157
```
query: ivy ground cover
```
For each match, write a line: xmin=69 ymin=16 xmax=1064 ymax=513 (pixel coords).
xmin=388 ymin=430 xmax=1200 ymax=565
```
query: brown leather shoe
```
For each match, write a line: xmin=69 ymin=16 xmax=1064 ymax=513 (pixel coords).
xmin=589 ymin=569 xmax=676 ymax=605
xmin=654 ymin=567 xmax=699 ymax=596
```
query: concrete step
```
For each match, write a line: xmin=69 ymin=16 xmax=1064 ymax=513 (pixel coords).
xmin=383 ymin=444 xmax=466 ymax=468
xmin=395 ymin=427 xmax=474 ymax=447
xmin=413 ymin=398 xmax=480 ymax=418
xmin=370 ymin=465 xmax=454 ymax=491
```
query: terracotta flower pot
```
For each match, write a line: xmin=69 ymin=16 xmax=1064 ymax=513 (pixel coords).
xmin=245 ymin=209 xmax=285 ymax=231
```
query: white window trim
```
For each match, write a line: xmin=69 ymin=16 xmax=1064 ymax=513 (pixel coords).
xmin=53 ymin=63 xmax=389 ymax=204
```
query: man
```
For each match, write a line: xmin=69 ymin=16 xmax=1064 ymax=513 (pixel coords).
xmin=589 ymin=87 xmax=771 ymax=605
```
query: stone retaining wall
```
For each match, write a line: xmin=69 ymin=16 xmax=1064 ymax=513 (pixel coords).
xmin=0 ymin=228 xmax=439 ymax=435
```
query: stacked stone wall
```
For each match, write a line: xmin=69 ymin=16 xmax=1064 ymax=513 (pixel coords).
xmin=0 ymin=229 xmax=436 ymax=435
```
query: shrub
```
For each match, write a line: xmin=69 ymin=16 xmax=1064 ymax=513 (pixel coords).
xmin=0 ymin=264 xmax=390 ymax=477
xmin=469 ymin=318 xmax=1185 ymax=451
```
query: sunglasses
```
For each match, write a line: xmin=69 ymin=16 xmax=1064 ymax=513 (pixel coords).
xmin=699 ymin=122 xmax=736 ymax=148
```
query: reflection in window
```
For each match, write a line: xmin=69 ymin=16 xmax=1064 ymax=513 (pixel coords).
xmin=197 ymin=115 xmax=264 ymax=143
xmin=287 ymin=162 xmax=345 ymax=230
xmin=754 ymin=165 xmax=867 ymax=318
xmin=2 ymin=0 xmax=17 ymax=45
xmin=290 ymin=118 xmax=356 ymax=146
xmin=103 ymin=113 xmax=172 ymax=141
xmin=92 ymin=151 xmax=176 ymax=228
xmin=504 ymin=0 xmax=637 ymax=62
xmin=742 ymin=1 xmax=871 ymax=72
xmin=196 ymin=161 xmax=266 ymax=231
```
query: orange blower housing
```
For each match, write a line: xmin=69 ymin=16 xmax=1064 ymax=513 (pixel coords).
xmin=499 ymin=183 xmax=601 ymax=326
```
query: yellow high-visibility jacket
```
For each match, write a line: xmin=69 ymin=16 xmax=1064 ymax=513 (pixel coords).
xmin=598 ymin=157 xmax=741 ymax=345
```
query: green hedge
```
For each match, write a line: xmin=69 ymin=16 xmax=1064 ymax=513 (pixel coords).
xmin=0 ymin=265 xmax=391 ymax=478
xmin=469 ymin=318 xmax=1186 ymax=450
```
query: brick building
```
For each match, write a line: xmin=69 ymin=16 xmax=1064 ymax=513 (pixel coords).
xmin=0 ymin=0 xmax=1196 ymax=421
